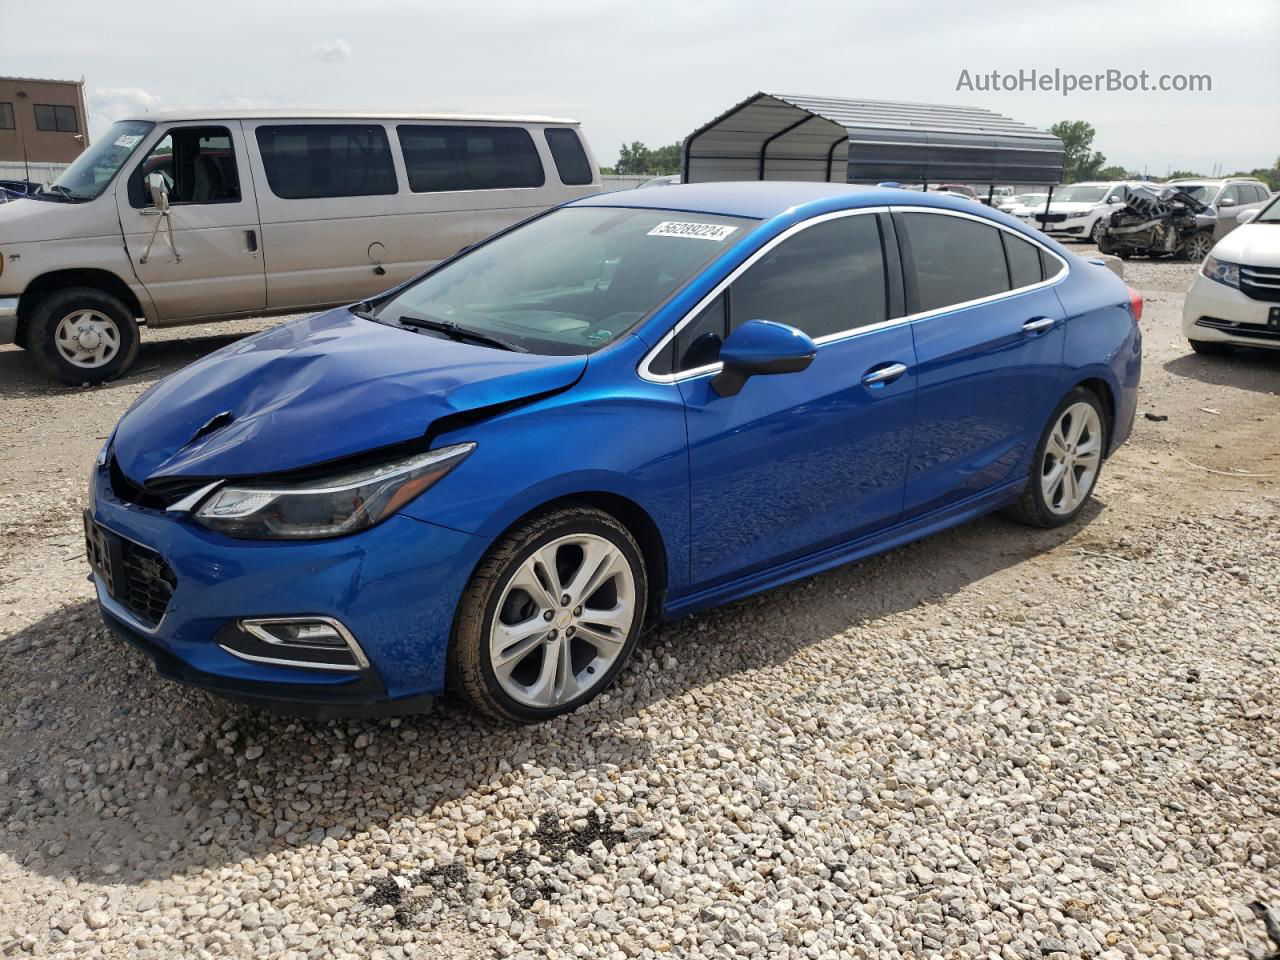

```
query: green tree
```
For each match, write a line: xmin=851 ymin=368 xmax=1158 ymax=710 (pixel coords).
xmin=613 ymin=141 xmax=683 ymax=176
xmin=1050 ymin=121 xmax=1107 ymax=183
xmin=1168 ymin=169 xmax=1205 ymax=180
xmin=1096 ymin=165 xmax=1130 ymax=181
xmin=1248 ymin=157 xmax=1280 ymax=191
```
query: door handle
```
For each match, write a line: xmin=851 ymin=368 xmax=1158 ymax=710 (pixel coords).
xmin=861 ymin=362 xmax=908 ymax=387
xmin=245 ymin=229 xmax=258 ymax=253
xmin=1022 ymin=316 xmax=1055 ymax=333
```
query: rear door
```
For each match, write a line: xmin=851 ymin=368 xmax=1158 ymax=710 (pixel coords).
xmin=896 ymin=209 xmax=1068 ymax=518
xmin=671 ymin=211 xmax=918 ymax=588
xmin=116 ymin=122 xmax=266 ymax=321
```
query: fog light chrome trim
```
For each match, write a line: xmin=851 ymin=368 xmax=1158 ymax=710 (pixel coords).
xmin=220 ymin=616 xmax=370 ymax=672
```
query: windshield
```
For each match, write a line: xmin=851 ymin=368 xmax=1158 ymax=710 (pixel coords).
xmin=1256 ymin=194 xmax=1280 ymax=223
xmin=371 ymin=207 xmax=755 ymax=355
xmin=43 ymin=120 xmax=154 ymax=201
xmin=1169 ymin=183 xmax=1218 ymax=204
xmin=1052 ymin=185 xmax=1108 ymax=204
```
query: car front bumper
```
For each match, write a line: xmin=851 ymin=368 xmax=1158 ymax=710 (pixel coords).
xmin=1182 ymin=274 xmax=1280 ymax=350
xmin=87 ymin=462 xmax=491 ymax=716
xmin=0 ymin=297 xmax=17 ymax=344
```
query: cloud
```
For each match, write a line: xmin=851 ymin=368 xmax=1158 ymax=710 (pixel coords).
xmin=312 ymin=39 xmax=352 ymax=63
xmin=86 ymin=86 xmax=167 ymax=138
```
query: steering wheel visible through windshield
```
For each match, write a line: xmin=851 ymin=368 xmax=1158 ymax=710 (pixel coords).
xmin=370 ymin=207 xmax=755 ymax=355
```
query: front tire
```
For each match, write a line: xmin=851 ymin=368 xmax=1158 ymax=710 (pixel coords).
xmin=1089 ymin=220 xmax=1106 ymax=244
xmin=1179 ymin=232 xmax=1213 ymax=262
xmin=449 ymin=505 xmax=648 ymax=723
xmin=1004 ymin=388 xmax=1107 ymax=529
xmin=27 ymin=287 xmax=140 ymax=385
xmin=1189 ymin=339 xmax=1231 ymax=356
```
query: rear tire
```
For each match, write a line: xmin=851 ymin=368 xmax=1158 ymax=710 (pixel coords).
xmin=448 ymin=505 xmax=648 ymax=723
xmin=28 ymin=287 xmax=140 ymax=385
xmin=1189 ymin=339 xmax=1231 ymax=356
xmin=1004 ymin=387 xmax=1108 ymax=529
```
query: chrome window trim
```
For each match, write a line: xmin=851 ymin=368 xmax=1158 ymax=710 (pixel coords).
xmin=637 ymin=204 xmax=1069 ymax=384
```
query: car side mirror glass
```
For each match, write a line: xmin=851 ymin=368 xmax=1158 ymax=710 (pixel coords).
xmin=146 ymin=172 xmax=170 ymax=211
xmin=711 ymin=319 xmax=817 ymax=398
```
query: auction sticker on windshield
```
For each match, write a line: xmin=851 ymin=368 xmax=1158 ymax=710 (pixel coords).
xmin=648 ymin=221 xmax=739 ymax=241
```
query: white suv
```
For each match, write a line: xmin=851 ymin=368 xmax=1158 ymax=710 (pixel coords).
xmin=1030 ymin=182 xmax=1133 ymax=243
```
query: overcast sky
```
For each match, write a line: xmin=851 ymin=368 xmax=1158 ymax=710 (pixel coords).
xmin=4 ymin=0 xmax=1276 ymax=176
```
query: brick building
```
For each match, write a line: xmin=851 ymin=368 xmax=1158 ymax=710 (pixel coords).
xmin=0 ymin=76 xmax=90 ymax=167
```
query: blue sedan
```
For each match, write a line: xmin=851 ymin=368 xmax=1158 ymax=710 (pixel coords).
xmin=86 ymin=182 xmax=1142 ymax=721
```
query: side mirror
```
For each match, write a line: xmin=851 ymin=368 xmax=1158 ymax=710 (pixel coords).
xmin=1217 ymin=197 xmax=1237 ymax=208
xmin=1237 ymin=208 xmax=1259 ymax=225
xmin=711 ymin=319 xmax=817 ymax=398
xmin=146 ymin=172 xmax=170 ymax=211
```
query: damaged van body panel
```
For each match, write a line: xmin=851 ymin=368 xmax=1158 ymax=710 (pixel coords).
xmin=110 ymin=307 xmax=588 ymax=486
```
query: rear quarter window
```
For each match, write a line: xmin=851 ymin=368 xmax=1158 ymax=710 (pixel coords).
xmin=255 ymin=124 xmax=397 ymax=199
xmin=544 ymin=128 xmax=594 ymax=186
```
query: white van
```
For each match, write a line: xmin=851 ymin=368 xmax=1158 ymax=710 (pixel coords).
xmin=0 ymin=111 xmax=601 ymax=383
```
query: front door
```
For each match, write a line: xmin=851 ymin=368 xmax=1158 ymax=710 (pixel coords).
xmin=895 ymin=210 xmax=1068 ymax=517
xmin=116 ymin=122 xmax=265 ymax=321
xmin=677 ymin=212 xmax=917 ymax=588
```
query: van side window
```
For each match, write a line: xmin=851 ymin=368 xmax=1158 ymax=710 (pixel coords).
xmin=397 ymin=125 xmax=545 ymax=192
xmin=544 ymin=128 xmax=594 ymax=186
xmin=256 ymin=124 xmax=398 ymax=199
xmin=1002 ymin=232 xmax=1044 ymax=289
xmin=132 ymin=126 xmax=241 ymax=207
xmin=900 ymin=213 xmax=1010 ymax=312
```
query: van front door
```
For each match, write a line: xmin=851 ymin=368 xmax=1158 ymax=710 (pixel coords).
xmin=116 ymin=122 xmax=265 ymax=322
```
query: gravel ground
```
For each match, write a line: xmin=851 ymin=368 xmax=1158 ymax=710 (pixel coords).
xmin=1 ymin=251 xmax=1278 ymax=959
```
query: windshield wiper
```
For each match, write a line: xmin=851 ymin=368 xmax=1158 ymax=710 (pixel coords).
xmin=34 ymin=184 xmax=86 ymax=203
xmin=397 ymin=315 xmax=528 ymax=353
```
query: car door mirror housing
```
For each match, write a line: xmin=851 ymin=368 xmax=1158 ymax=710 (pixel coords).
xmin=711 ymin=319 xmax=817 ymax=397
xmin=146 ymin=172 xmax=170 ymax=211
xmin=1217 ymin=197 xmax=1236 ymax=208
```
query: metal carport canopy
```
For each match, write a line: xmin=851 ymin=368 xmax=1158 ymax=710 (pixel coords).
xmin=682 ymin=92 xmax=1065 ymax=186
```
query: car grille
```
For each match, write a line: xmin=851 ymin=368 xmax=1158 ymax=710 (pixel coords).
xmin=1240 ymin=264 xmax=1280 ymax=303
xmin=84 ymin=513 xmax=177 ymax=626
xmin=1195 ymin=316 xmax=1280 ymax=342
xmin=1036 ymin=213 xmax=1067 ymax=224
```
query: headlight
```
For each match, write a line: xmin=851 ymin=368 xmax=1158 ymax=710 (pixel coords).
xmin=1067 ymin=211 xmax=1087 ymax=219
xmin=1202 ymin=256 xmax=1240 ymax=289
xmin=193 ymin=443 xmax=475 ymax=540
xmin=88 ymin=434 xmax=113 ymax=512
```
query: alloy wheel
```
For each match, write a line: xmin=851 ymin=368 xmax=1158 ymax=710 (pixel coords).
xmin=54 ymin=310 xmax=122 ymax=368
xmin=1185 ymin=234 xmax=1212 ymax=262
xmin=489 ymin=533 xmax=637 ymax=708
xmin=1090 ymin=220 xmax=1105 ymax=244
xmin=1040 ymin=401 xmax=1103 ymax=516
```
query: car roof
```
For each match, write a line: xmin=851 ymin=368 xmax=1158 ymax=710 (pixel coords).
xmin=569 ymin=180 xmax=983 ymax=220
xmin=117 ymin=109 xmax=577 ymax=125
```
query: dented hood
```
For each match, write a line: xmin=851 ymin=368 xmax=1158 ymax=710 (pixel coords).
xmin=112 ymin=308 xmax=586 ymax=485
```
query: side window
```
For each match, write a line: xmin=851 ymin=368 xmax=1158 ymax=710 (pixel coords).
xmin=731 ymin=215 xmax=887 ymax=340
xmin=0 ymin=102 xmax=13 ymax=130
xmin=133 ymin=126 xmax=241 ymax=206
xmin=901 ymin=213 xmax=1010 ymax=312
xmin=1248 ymin=185 xmax=1267 ymax=203
xmin=34 ymin=104 xmax=78 ymax=132
xmin=544 ymin=128 xmax=594 ymax=186
xmin=1002 ymin=232 xmax=1044 ymax=289
xmin=256 ymin=124 xmax=397 ymax=199
xmin=671 ymin=294 xmax=728 ymax=373
xmin=1218 ymin=185 xmax=1242 ymax=205
xmin=397 ymin=125 xmax=544 ymax=192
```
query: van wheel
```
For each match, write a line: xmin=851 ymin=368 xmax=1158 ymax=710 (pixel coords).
xmin=449 ymin=505 xmax=647 ymax=723
xmin=1004 ymin=387 xmax=1107 ymax=529
xmin=28 ymin=288 xmax=140 ymax=385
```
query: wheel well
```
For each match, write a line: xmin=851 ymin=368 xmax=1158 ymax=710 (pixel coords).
xmin=506 ymin=492 xmax=669 ymax=625
xmin=17 ymin=269 xmax=144 ymax=346
xmin=1077 ymin=377 xmax=1115 ymax=450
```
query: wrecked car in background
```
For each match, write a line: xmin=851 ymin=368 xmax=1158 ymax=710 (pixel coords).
xmin=1099 ymin=184 xmax=1217 ymax=261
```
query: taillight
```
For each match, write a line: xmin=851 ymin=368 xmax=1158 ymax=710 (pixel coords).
xmin=1127 ymin=286 xmax=1143 ymax=323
